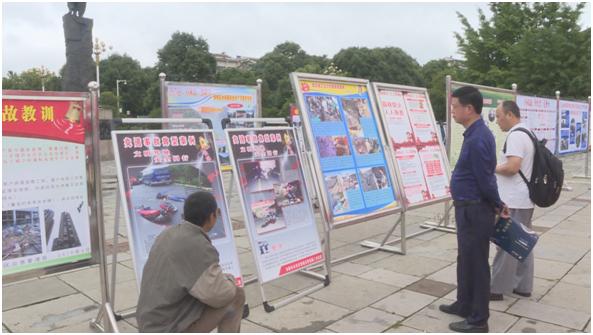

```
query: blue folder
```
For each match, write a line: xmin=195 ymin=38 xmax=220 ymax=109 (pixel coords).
xmin=491 ymin=216 xmax=539 ymax=262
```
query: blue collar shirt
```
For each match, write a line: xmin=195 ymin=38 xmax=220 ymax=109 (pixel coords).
xmin=450 ymin=118 xmax=504 ymax=209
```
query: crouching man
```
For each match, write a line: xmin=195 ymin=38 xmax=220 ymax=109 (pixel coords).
xmin=137 ymin=191 xmax=244 ymax=333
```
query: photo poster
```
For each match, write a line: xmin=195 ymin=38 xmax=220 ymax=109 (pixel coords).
xmin=373 ymin=84 xmax=451 ymax=209
xmin=448 ymin=82 xmax=515 ymax=166
xmin=163 ymin=82 xmax=260 ymax=169
xmin=111 ymin=129 xmax=243 ymax=287
xmin=226 ymin=127 xmax=324 ymax=283
xmin=558 ymin=100 xmax=590 ymax=155
xmin=516 ymin=95 xmax=558 ymax=153
xmin=2 ymin=92 xmax=92 ymax=276
xmin=290 ymin=73 xmax=401 ymax=227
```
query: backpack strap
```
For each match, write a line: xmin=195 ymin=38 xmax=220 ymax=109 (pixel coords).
xmin=502 ymin=127 xmax=536 ymax=186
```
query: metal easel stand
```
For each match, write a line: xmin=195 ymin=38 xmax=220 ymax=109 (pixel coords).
xmin=87 ymin=82 xmax=120 ymax=333
xmin=419 ymin=201 xmax=456 ymax=234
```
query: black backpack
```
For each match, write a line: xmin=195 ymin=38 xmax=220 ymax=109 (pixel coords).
xmin=503 ymin=128 xmax=564 ymax=207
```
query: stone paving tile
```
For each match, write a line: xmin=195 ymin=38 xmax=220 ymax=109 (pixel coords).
xmin=2 ymin=277 xmax=77 ymax=311
xmin=402 ymin=298 xmax=518 ymax=333
xmin=316 ymin=328 xmax=337 ymax=333
xmin=507 ymin=317 xmax=579 ymax=333
xmin=507 ymin=299 xmax=590 ymax=330
xmin=349 ymin=248 xmax=397 ymax=265
xmin=534 ymin=258 xmax=574 ymax=280
xmin=534 ymin=233 xmax=590 ymax=264
xmin=561 ymin=254 xmax=590 ymax=287
xmin=384 ymin=325 xmax=424 ymax=333
xmin=444 ymin=288 xmax=519 ymax=312
xmin=3 ymin=293 xmax=99 ymax=332
xmin=405 ymin=278 xmax=456 ymax=298
xmin=48 ymin=319 xmax=138 ymax=333
xmin=519 ymin=277 xmax=558 ymax=301
xmin=309 ymin=274 xmax=398 ymax=311
xmin=269 ymin=273 xmax=328 ymax=293
xmin=326 ymin=307 xmax=403 ymax=333
xmin=244 ymin=281 xmax=293 ymax=308
xmin=358 ymin=268 xmax=419 ymax=288
xmin=240 ymin=320 xmax=274 ymax=333
xmin=371 ymin=289 xmax=436 ymax=317
xmin=84 ymin=279 xmax=139 ymax=312
xmin=539 ymin=282 xmax=591 ymax=313
xmin=370 ymin=254 xmax=452 ymax=277
xmin=426 ymin=262 xmax=457 ymax=285
xmin=247 ymin=297 xmax=351 ymax=332
xmin=332 ymin=261 xmax=374 ymax=276
xmin=58 ymin=263 xmax=136 ymax=293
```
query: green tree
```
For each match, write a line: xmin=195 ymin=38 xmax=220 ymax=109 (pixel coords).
xmin=3 ymin=67 xmax=61 ymax=91
xmin=422 ymin=58 xmax=465 ymax=121
xmin=99 ymin=54 xmax=152 ymax=116
xmin=157 ymin=31 xmax=217 ymax=83
xmin=455 ymin=2 xmax=590 ymax=99
xmin=215 ymin=67 xmax=258 ymax=86
xmin=253 ymin=42 xmax=330 ymax=117
xmin=332 ymin=47 xmax=424 ymax=86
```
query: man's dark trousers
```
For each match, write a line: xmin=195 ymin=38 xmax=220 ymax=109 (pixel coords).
xmin=455 ymin=202 xmax=495 ymax=325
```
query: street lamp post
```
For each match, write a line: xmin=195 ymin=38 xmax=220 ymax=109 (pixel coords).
xmin=116 ymin=79 xmax=127 ymax=114
xmin=38 ymin=66 xmax=49 ymax=92
xmin=93 ymin=38 xmax=111 ymax=97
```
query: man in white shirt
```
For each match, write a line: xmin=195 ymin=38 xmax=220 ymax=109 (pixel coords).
xmin=491 ymin=100 xmax=535 ymax=301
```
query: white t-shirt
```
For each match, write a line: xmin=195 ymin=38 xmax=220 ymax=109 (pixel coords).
xmin=496 ymin=123 xmax=535 ymax=209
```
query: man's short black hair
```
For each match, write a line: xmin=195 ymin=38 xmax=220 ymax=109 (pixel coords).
xmin=452 ymin=86 xmax=483 ymax=115
xmin=501 ymin=100 xmax=521 ymax=118
xmin=183 ymin=191 xmax=218 ymax=227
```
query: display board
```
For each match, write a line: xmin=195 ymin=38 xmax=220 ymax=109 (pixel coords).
xmin=372 ymin=83 xmax=451 ymax=209
xmin=290 ymin=73 xmax=401 ymax=227
xmin=163 ymin=82 xmax=260 ymax=168
xmin=557 ymin=100 xmax=590 ymax=155
xmin=226 ymin=127 xmax=324 ymax=283
xmin=112 ymin=129 xmax=243 ymax=287
xmin=448 ymin=81 xmax=515 ymax=166
xmin=2 ymin=91 xmax=93 ymax=276
xmin=516 ymin=95 xmax=558 ymax=153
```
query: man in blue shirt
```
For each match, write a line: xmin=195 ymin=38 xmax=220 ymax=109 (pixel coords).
xmin=439 ymin=86 xmax=509 ymax=333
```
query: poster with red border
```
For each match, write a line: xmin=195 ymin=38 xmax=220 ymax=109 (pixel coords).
xmin=226 ymin=127 xmax=324 ymax=283
xmin=2 ymin=90 xmax=92 ymax=275
xmin=373 ymin=84 xmax=451 ymax=209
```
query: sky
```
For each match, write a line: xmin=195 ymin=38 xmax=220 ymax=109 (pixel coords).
xmin=2 ymin=2 xmax=591 ymax=76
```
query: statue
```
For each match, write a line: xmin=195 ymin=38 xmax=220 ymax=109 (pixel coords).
xmin=62 ymin=2 xmax=94 ymax=92
xmin=67 ymin=2 xmax=86 ymax=17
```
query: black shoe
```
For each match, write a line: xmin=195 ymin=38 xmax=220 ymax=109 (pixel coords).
xmin=490 ymin=293 xmax=503 ymax=301
xmin=439 ymin=303 xmax=469 ymax=318
xmin=449 ymin=320 xmax=488 ymax=333
xmin=513 ymin=289 xmax=531 ymax=297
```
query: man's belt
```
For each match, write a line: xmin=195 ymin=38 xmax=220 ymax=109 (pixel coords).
xmin=453 ymin=199 xmax=483 ymax=207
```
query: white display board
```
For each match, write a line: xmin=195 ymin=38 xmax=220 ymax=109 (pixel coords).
xmin=516 ymin=95 xmax=558 ymax=153
xmin=226 ymin=127 xmax=324 ymax=283
xmin=558 ymin=100 xmax=590 ymax=155
xmin=372 ymin=83 xmax=451 ymax=209
xmin=112 ymin=129 xmax=243 ymax=287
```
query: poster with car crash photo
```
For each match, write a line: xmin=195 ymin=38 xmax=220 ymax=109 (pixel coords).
xmin=557 ymin=100 xmax=590 ymax=155
xmin=226 ymin=127 xmax=324 ymax=283
xmin=112 ymin=129 xmax=243 ymax=287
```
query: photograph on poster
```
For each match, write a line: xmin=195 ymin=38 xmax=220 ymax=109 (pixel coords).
xmin=359 ymin=166 xmax=389 ymax=192
xmin=342 ymin=97 xmax=371 ymax=118
xmin=47 ymin=210 xmax=83 ymax=251
xmin=324 ymin=170 xmax=360 ymax=215
xmin=251 ymin=198 xmax=286 ymax=235
xmin=2 ymin=208 xmax=42 ymax=260
xmin=241 ymin=159 xmax=282 ymax=193
xmin=273 ymin=181 xmax=304 ymax=207
xmin=561 ymin=111 xmax=570 ymax=128
xmin=560 ymin=130 xmax=570 ymax=150
xmin=353 ymin=137 xmax=380 ymax=155
xmin=316 ymin=136 xmax=351 ymax=157
xmin=127 ymin=162 xmax=227 ymax=242
xmin=343 ymin=105 xmax=363 ymax=137
xmin=576 ymin=123 xmax=582 ymax=148
xmin=306 ymin=96 xmax=341 ymax=122
xmin=570 ymin=118 xmax=576 ymax=144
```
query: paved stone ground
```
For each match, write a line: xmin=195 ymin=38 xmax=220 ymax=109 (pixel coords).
xmin=2 ymin=153 xmax=591 ymax=333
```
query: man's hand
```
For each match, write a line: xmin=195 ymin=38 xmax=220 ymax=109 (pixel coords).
xmin=499 ymin=205 xmax=510 ymax=219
